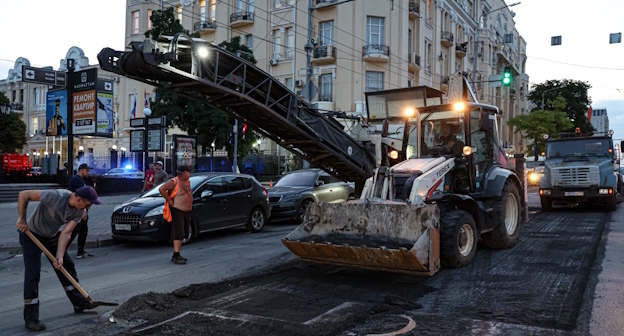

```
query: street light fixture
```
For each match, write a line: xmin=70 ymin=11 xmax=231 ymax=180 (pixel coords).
xmin=471 ymin=2 xmax=521 ymax=85
xmin=112 ymin=145 xmax=117 ymax=150
xmin=78 ymin=146 xmax=84 ymax=151
xmin=541 ymin=84 xmax=567 ymax=110
xmin=0 ymin=103 xmax=10 ymax=115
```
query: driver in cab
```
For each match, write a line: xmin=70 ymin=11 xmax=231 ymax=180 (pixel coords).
xmin=439 ymin=124 xmax=465 ymax=157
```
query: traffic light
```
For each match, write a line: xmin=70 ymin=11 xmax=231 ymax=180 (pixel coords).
xmin=502 ymin=67 xmax=512 ymax=86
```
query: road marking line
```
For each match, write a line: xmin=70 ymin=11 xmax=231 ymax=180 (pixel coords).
xmin=303 ymin=302 xmax=361 ymax=325
xmin=365 ymin=315 xmax=416 ymax=336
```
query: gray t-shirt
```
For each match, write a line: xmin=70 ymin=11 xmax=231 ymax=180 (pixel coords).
xmin=28 ymin=189 xmax=85 ymax=238
xmin=153 ymin=170 xmax=169 ymax=187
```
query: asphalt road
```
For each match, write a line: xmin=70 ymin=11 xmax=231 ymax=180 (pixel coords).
xmin=0 ymin=187 xmax=621 ymax=335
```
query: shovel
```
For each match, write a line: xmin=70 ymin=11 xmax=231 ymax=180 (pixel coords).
xmin=25 ymin=230 xmax=118 ymax=308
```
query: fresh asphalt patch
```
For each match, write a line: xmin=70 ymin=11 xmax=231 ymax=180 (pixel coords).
xmin=81 ymin=208 xmax=608 ymax=336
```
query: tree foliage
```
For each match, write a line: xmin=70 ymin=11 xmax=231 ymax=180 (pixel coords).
xmin=0 ymin=92 xmax=27 ymax=153
xmin=508 ymin=96 xmax=574 ymax=156
xmin=145 ymin=10 xmax=260 ymax=160
xmin=528 ymin=79 xmax=593 ymax=134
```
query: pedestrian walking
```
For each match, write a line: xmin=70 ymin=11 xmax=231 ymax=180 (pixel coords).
xmin=153 ymin=160 xmax=169 ymax=187
xmin=159 ymin=165 xmax=192 ymax=265
xmin=142 ymin=162 xmax=156 ymax=193
xmin=67 ymin=163 xmax=94 ymax=259
xmin=16 ymin=186 xmax=102 ymax=332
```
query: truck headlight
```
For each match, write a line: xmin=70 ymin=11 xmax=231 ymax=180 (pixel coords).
xmin=145 ymin=205 xmax=165 ymax=218
xmin=540 ymin=189 xmax=551 ymax=196
xmin=599 ymin=188 xmax=613 ymax=195
xmin=529 ymin=173 xmax=539 ymax=182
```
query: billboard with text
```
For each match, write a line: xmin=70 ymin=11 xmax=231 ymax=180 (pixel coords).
xmin=46 ymin=90 xmax=68 ymax=137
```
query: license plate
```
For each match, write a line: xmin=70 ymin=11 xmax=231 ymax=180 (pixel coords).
xmin=115 ymin=224 xmax=131 ymax=231
xmin=565 ymin=192 xmax=584 ymax=196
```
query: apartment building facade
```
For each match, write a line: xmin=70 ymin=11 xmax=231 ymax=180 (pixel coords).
xmin=590 ymin=108 xmax=609 ymax=135
xmin=124 ymin=0 xmax=530 ymax=154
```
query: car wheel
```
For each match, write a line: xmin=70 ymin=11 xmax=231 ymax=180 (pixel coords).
xmin=297 ymin=200 xmax=312 ymax=224
xmin=246 ymin=207 xmax=265 ymax=233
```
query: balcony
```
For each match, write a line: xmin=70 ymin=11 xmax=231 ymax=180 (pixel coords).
xmin=441 ymin=32 xmax=454 ymax=48
xmin=316 ymin=0 xmax=337 ymax=9
xmin=11 ymin=103 xmax=23 ymax=112
xmin=362 ymin=44 xmax=390 ymax=62
xmin=408 ymin=53 xmax=421 ymax=71
xmin=455 ymin=43 xmax=467 ymax=58
xmin=440 ymin=76 xmax=449 ymax=92
xmin=408 ymin=2 xmax=420 ymax=20
xmin=311 ymin=45 xmax=336 ymax=65
xmin=230 ymin=11 xmax=254 ymax=27
xmin=194 ymin=20 xmax=217 ymax=33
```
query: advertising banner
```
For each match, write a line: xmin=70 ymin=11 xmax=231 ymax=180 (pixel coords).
xmin=72 ymin=90 xmax=96 ymax=134
xmin=46 ymin=90 xmax=68 ymax=137
xmin=173 ymin=135 xmax=197 ymax=173
xmin=96 ymin=91 xmax=114 ymax=136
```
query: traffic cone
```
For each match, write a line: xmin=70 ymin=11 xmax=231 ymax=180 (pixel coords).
xmin=270 ymin=180 xmax=273 ymax=188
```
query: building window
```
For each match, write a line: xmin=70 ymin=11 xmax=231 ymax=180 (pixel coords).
xmin=29 ymin=116 xmax=38 ymax=136
xmin=132 ymin=10 xmax=140 ymax=34
xmin=176 ymin=5 xmax=182 ymax=22
xmin=366 ymin=17 xmax=385 ymax=45
xmin=426 ymin=41 xmax=432 ymax=71
xmin=273 ymin=31 xmax=281 ymax=59
xmin=245 ymin=34 xmax=253 ymax=49
xmin=365 ymin=71 xmax=384 ymax=92
xmin=237 ymin=0 xmax=244 ymax=11
xmin=210 ymin=0 xmax=216 ymax=21
xmin=320 ymin=21 xmax=334 ymax=45
xmin=200 ymin=0 xmax=206 ymax=22
xmin=248 ymin=0 xmax=254 ymax=13
xmin=32 ymin=88 xmax=37 ymax=106
xmin=12 ymin=90 xmax=16 ymax=102
xmin=408 ymin=29 xmax=412 ymax=54
xmin=285 ymin=78 xmax=294 ymax=91
xmin=285 ymin=28 xmax=294 ymax=58
xmin=147 ymin=9 xmax=153 ymax=29
xmin=20 ymin=89 xmax=24 ymax=103
xmin=319 ymin=74 xmax=333 ymax=102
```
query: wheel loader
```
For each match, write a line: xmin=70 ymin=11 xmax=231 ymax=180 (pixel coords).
xmin=282 ymin=73 xmax=529 ymax=275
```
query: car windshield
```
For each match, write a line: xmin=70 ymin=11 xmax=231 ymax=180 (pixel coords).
xmin=274 ymin=171 xmax=318 ymax=187
xmin=547 ymin=139 xmax=612 ymax=158
xmin=142 ymin=176 xmax=206 ymax=197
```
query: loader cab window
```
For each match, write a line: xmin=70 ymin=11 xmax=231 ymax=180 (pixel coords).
xmin=420 ymin=111 xmax=466 ymax=158
xmin=470 ymin=109 xmax=494 ymax=190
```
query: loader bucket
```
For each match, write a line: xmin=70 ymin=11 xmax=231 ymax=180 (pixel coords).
xmin=282 ymin=199 xmax=441 ymax=276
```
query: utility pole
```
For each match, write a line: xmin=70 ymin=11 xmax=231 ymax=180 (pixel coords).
xmin=305 ymin=0 xmax=314 ymax=103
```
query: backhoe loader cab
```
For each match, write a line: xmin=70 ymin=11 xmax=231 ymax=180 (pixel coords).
xmin=283 ymin=79 xmax=528 ymax=276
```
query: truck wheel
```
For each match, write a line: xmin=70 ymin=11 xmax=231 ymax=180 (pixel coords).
xmin=483 ymin=180 xmax=521 ymax=249
xmin=440 ymin=210 xmax=478 ymax=268
xmin=540 ymin=198 xmax=553 ymax=212
xmin=607 ymin=194 xmax=618 ymax=212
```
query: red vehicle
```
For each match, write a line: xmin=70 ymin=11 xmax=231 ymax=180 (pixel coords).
xmin=2 ymin=153 xmax=32 ymax=174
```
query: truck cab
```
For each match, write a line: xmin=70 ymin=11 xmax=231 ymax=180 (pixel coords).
xmin=539 ymin=131 xmax=622 ymax=211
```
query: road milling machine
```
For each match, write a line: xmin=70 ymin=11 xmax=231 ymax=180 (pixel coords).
xmin=96 ymin=34 xmax=527 ymax=277
xmin=282 ymin=75 xmax=529 ymax=276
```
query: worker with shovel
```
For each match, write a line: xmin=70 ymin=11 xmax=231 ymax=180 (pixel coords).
xmin=16 ymin=186 xmax=102 ymax=332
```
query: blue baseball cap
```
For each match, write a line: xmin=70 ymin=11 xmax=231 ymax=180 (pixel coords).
xmin=75 ymin=186 xmax=101 ymax=205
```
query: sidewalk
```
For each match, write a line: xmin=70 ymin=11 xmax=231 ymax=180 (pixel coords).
xmin=0 ymin=192 xmax=140 ymax=253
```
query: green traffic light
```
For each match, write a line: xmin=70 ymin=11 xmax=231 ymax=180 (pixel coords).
xmin=502 ymin=67 xmax=512 ymax=86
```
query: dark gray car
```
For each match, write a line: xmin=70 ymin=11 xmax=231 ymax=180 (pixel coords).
xmin=111 ymin=172 xmax=270 ymax=244
xmin=268 ymin=169 xmax=355 ymax=223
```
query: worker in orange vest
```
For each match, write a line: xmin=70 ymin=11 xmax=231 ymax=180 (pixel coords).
xmin=159 ymin=165 xmax=192 ymax=264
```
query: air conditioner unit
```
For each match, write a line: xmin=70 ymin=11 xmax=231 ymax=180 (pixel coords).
xmin=312 ymin=101 xmax=335 ymax=111
xmin=310 ymin=38 xmax=319 ymax=45
xmin=269 ymin=59 xmax=278 ymax=66
xmin=439 ymin=53 xmax=446 ymax=60
xmin=294 ymin=79 xmax=304 ymax=87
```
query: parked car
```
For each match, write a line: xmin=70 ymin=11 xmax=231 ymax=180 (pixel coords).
xmin=528 ymin=166 xmax=544 ymax=186
xmin=268 ymin=169 xmax=355 ymax=223
xmin=103 ymin=167 xmax=144 ymax=179
xmin=111 ymin=172 xmax=270 ymax=244
xmin=27 ymin=167 xmax=42 ymax=177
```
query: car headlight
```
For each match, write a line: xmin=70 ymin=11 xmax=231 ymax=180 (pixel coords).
xmin=145 ymin=205 xmax=165 ymax=218
xmin=282 ymin=193 xmax=298 ymax=200
xmin=529 ymin=173 xmax=539 ymax=182
xmin=113 ymin=204 xmax=123 ymax=212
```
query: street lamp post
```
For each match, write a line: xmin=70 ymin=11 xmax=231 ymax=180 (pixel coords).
xmin=541 ymin=85 xmax=567 ymax=111
xmin=0 ymin=103 xmax=11 ymax=116
xmin=472 ymin=2 xmax=521 ymax=86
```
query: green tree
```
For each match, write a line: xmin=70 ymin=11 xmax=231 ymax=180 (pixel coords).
xmin=0 ymin=92 xmax=27 ymax=153
xmin=508 ymin=96 xmax=574 ymax=157
xmin=528 ymin=79 xmax=594 ymax=134
xmin=145 ymin=10 xmax=259 ymax=162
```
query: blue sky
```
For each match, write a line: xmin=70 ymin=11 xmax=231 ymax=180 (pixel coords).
xmin=1 ymin=0 xmax=622 ymax=137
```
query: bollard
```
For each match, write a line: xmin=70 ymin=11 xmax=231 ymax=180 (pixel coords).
xmin=514 ymin=153 xmax=529 ymax=223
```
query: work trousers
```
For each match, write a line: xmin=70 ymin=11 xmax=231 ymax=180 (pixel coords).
xmin=19 ymin=231 xmax=87 ymax=323
xmin=68 ymin=218 xmax=88 ymax=254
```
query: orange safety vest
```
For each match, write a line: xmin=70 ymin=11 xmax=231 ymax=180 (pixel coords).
xmin=162 ymin=177 xmax=191 ymax=222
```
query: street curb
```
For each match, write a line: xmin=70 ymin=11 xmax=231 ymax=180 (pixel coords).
xmin=0 ymin=238 xmax=118 ymax=254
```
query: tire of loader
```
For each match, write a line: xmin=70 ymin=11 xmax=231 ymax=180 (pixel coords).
xmin=540 ymin=197 xmax=553 ymax=212
xmin=483 ymin=180 xmax=522 ymax=249
xmin=440 ymin=209 xmax=478 ymax=268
